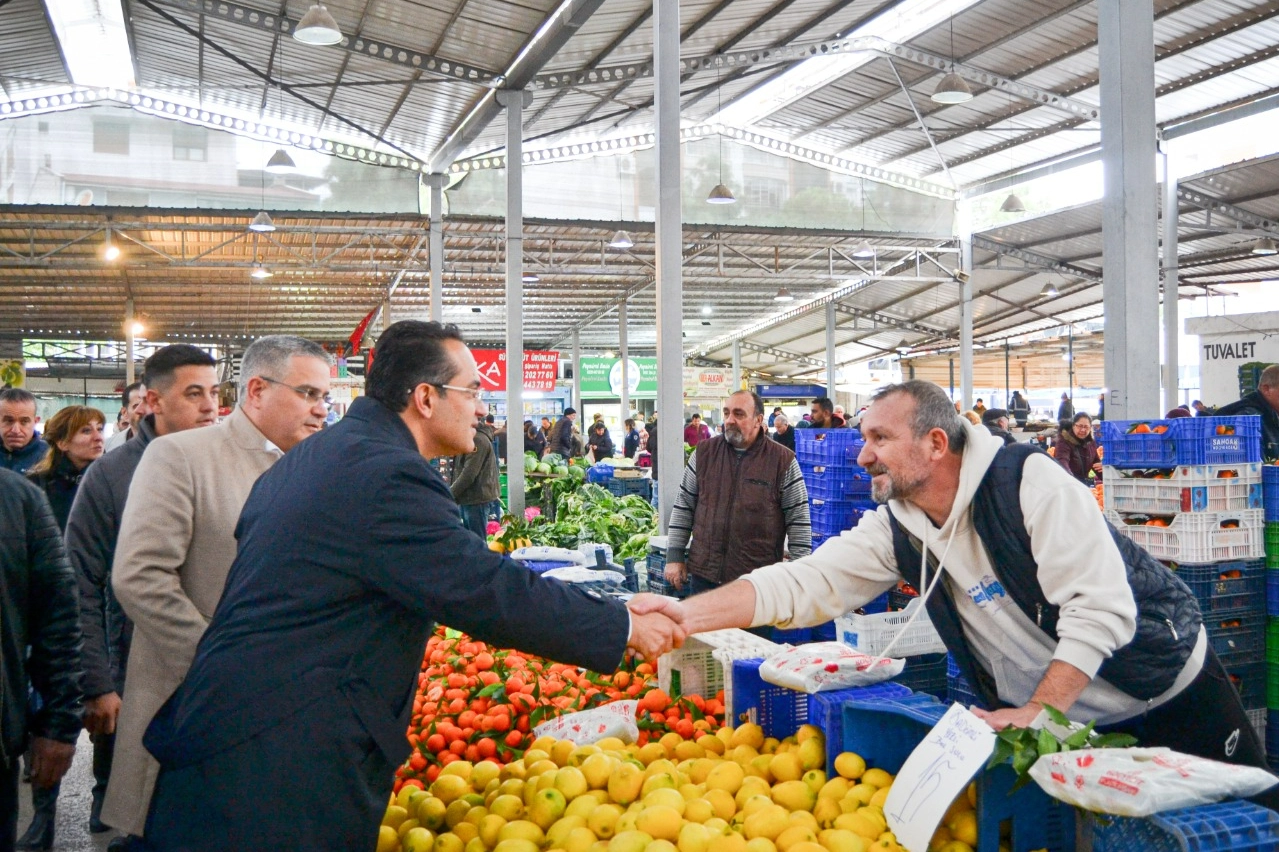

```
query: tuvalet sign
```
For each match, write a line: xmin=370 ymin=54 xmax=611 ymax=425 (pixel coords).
xmin=471 ymin=349 xmax=560 ymax=392
xmin=579 ymin=356 xmax=658 ymax=398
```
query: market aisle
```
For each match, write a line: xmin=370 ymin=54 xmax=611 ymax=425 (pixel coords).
xmin=15 ymin=731 xmax=119 ymax=852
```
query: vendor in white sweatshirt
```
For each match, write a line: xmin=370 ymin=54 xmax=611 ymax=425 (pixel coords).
xmin=632 ymin=380 xmax=1276 ymax=792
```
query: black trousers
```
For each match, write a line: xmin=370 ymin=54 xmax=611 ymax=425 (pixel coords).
xmin=1104 ymin=648 xmax=1279 ymax=811
xmin=0 ymin=759 xmax=17 ymax=852
xmin=92 ymin=733 xmax=114 ymax=801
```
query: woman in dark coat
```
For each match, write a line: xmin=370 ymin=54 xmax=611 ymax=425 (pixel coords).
xmin=27 ymin=404 xmax=106 ymax=531
xmin=587 ymin=420 xmax=615 ymax=460
xmin=523 ymin=419 xmax=546 ymax=457
xmin=1054 ymin=412 xmax=1102 ymax=484
xmin=623 ymin=418 xmax=641 ymax=458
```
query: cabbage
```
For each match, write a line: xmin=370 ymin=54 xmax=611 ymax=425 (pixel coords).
xmin=536 ymin=462 xmax=552 ymax=474
xmin=523 ymin=456 xmax=538 ymax=472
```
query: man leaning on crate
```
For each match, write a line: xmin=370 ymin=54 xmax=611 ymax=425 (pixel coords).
xmin=662 ymin=389 xmax=812 ymax=596
xmin=630 ymin=380 xmax=1279 ymax=808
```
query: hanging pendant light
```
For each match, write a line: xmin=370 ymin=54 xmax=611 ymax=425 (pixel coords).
xmin=1040 ymin=281 xmax=1059 ymax=298
xmin=250 ymin=264 xmax=273 ymax=280
xmin=1252 ymin=237 xmax=1278 ymax=256
xmin=266 ymin=148 xmax=296 ymax=174
xmin=522 ymin=272 xmax=540 ymax=283
xmin=707 ymin=183 xmax=736 ymax=204
xmin=293 ymin=3 xmax=343 ymax=45
xmin=852 ymin=240 xmax=875 ymax=258
xmin=932 ymin=17 xmax=973 ymax=104
xmin=609 ymin=230 xmax=634 ymax=249
xmin=249 ymin=210 xmax=276 ymax=232
xmin=102 ymin=228 xmax=121 ymax=262
xmin=1000 ymin=191 xmax=1027 ymax=213
xmin=773 ymin=287 xmax=794 ymax=302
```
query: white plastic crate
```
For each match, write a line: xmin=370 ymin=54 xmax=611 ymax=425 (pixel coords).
xmin=1103 ymin=463 xmax=1263 ymax=515
xmin=834 ymin=598 xmax=947 ymax=656
xmin=1107 ymin=508 xmax=1264 ymax=562
xmin=658 ymin=629 xmax=784 ymax=700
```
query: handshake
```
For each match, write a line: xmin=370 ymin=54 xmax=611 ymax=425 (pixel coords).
xmin=624 ymin=593 xmax=689 ymax=661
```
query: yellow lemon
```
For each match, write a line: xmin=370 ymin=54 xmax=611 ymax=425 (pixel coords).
xmin=860 ymin=770 xmax=892 ymax=790
xmin=948 ymin=811 xmax=977 ymax=848
xmin=376 ymin=825 xmax=400 ymax=852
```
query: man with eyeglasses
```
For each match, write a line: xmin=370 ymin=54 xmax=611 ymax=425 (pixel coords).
xmin=137 ymin=321 xmax=686 ymax=850
xmin=102 ymin=335 xmax=332 ymax=844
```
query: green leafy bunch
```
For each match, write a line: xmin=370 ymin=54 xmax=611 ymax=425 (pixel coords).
xmin=987 ymin=703 xmax=1137 ymax=793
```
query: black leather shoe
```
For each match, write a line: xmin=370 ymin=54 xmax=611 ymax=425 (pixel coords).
xmin=90 ymin=789 xmax=109 ymax=833
xmin=15 ymin=809 xmax=55 ymax=851
xmin=107 ymin=835 xmax=139 ymax=852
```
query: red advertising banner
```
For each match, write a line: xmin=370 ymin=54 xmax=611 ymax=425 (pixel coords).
xmin=472 ymin=349 xmax=560 ymax=392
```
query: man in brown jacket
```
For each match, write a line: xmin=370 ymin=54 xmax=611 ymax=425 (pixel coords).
xmin=102 ymin=335 xmax=332 ymax=843
xmin=663 ymin=390 xmax=812 ymax=593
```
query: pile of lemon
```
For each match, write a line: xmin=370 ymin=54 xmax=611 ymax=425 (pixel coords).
xmin=379 ymin=723 xmax=989 ymax=852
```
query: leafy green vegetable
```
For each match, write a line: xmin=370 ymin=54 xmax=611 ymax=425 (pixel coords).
xmin=986 ymin=703 xmax=1138 ymax=795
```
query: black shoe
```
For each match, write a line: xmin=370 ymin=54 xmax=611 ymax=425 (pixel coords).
xmin=108 ymin=835 xmax=139 ymax=852
xmin=90 ymin=789 xmax=109 ymax=833
xmin=15 ymin=809 xmax=54 ymax=851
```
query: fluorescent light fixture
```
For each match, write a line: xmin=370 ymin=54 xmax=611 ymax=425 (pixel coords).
xmin=522 ymin=272 xmax=540 ymax=283
xmin=293 ymin=3 xmax=343 ymax=45
xmin=1252 ymin=237 xmax=1278 ymax=256
xmin=1000 ymin=192 xmax=1027 ymax=213
xmin=1040 ymin=282 xmax=1059 ymax=298
xmin=249 ymin=211 xmax=276 ymax=232
xmin=707 ymin=183 xmax=737 ymax=204
xmin=44 ymin=0 xmax=136 ymax=89
xmin=609 ymin=230 xmax=634 ymax=249
xmin=266 ymin=148 xmax=296 ymax=174
xmin=931 ymin=72 xmax=974 ymax=104
xmin=773 ymin=287 xmax=795 ymax=302
xmin=250 ymin=265 xmax=273 ymax=279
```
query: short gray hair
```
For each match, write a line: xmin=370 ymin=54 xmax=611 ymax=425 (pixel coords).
xmin=1261 ymin=364 xmax=1279 ymax=389
xmin=238 ymin=335 xmax=333 ymax=398
xmin=871 ymin=380 xmax=967 ymax=454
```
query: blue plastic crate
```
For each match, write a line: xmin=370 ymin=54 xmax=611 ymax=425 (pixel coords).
xmin=1270 ymin=572 xmax=1279 ymax=617
xmin=1209 ymin=610 xmax=1267 ymax=658
xmin=861 ymin=592 xmax=889 ymax=614
xmin=586 ymin=463 xmax=615 ymax=483
xmin=812 ymin=620 xmax=837 ymax=641
xmin=810 ymin=497 xmax=877 ymax=536
xmin=1093 ymin=801 xmax=1279 ymax=852
xmin=841 ymin=695 xmax=1075 ymax=852
xmin=605 ymin=476 xmax=653 ymax=499
xmin=770 ymin=626 xmax=813 ymax=644
xmin=799 ymin=462 xmax=872 ymax=501
xmin=1265 ymin=465 xmax=1279 ymax=522
xmin=808 ymin=682 xmax=911 ymax=775
xmin=1223 ymin=658 xmax=1267 ymax=709
xmin=1101 ymin=416 xmax=1262 ymax=468
xmin=796 ymin=429 xmax=864 ymax=466
xmin=890 ymin=652 xmax=949 ymax=698
xmin=945 ymin=654 xmax=986 ymax=709
xmin=1173 ymin=559 xmax=1266 ymax=615
xmin=1267 ymin=714 xmax=1279 ymax=756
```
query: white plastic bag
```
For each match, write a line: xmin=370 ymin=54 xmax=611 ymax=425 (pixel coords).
xmin=1029 ymin=747 xmax=1279 ymax=817
xmin=543 ymin=566 xmax=626 ymax=586
xmin=758 ymin=641 xmax=904 ymax=694
xmin=531 ymin=700 xmax=639 ymax=745
xmin=510 ymin=546 xmax=587 ymax=565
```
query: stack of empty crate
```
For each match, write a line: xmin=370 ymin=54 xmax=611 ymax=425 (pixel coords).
xmin=794 ymin=429 xmax=877 ymax=549
xmin=1264 ymin=465 xmax=1279 ymax=766
xmin=1102 ymin=414 xmax=1265 ymax=741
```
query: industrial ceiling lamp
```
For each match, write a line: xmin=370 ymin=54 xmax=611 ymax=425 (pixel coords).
xmin=852 ymin=240 xmax=874 ymax=258
xmin=609 ymin=230 xmax=634 ymax=249
xmin=773 ymin=287 xmax=795 ymax=302
xmin=932 ymin=16 xmax=973 ymax=105
xmin=1040 ymin=281 xmax=1059 ymax=298
xmin=266 ymin=147 xmax=296 ymax=174
xmin=293 ymin=3 xmax=343 ymax=45
xmin=522 ymin=272 xmax=540 ymax=283
xmin=1000 ymin=191 xmax=1027 ymax=213
xmin=893 ymin=336 xmax=911 ymax=352
xmin=707 ymin=61 xmax=737 ymax=205
xmin=249 ymin=210 xmax=276 ymax=232
xmin=1252 ymin=237 xmax=1278 ymax=256
xmin=250 ymin=264 xmax=273 ymax=280
xmin=102 ymin=228 xmax=121 ymax=262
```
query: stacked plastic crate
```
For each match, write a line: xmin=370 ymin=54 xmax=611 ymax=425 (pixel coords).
xmin=794 ymin=429 xmax=877 ymax=549
xmin=1102 ymin=414 xmax=1266 ymax=742
xmin=1265 ymin=465 xmax=1279 ymax=766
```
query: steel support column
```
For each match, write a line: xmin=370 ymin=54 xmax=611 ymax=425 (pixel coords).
xmin=382 ymin=298 xmax=391 ymax=334
xmin=958 ymin=207 xmax=974 ymax=411
xmin=619 ymin=301 xmax=630 ymax=424
xmin=125 ymin=298 xmax=136 ymax=385
xmin=498 ymin=90 xmax=526 ymax=517
xmin=572 ymin=330 xmax=581 ymax=411
xmin=1099 ymin=0 xmax=1160 ymax=420
xmin=426 ymin=173 xmax=448 ymax=323
xmin=654 ymin=0 xmax=682 ymax=531
xmin=731 ymin=340 xmax=742 ymax=391
xmin=825 ymin=302 xmax=837 ymax=400
xmin=1163 ymin=157 xmax=1180 ymax=413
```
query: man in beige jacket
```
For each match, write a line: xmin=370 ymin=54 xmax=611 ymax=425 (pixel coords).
xmin=102 ymin=335 xmax=333 ymax=842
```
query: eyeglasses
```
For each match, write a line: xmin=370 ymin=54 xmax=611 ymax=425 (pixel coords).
xmin=260 ymin=376 xmax=332 ymax=408
xmin=432 ymin=383 xmax=484 ymax=401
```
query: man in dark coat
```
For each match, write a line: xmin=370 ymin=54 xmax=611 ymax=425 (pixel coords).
xmin=0 ymin=468 xmax=82 ymax=850
xmin=451 ymin=418 xmax=501 ymax=537
xmin=548 ymin=407 xmax=577 ymax=457
xmin=981 ymin=408 xmax=1016 ymax=445
xmin=65 ymin=344 xmax=219 ymax=836
xmin=1215 ymin=364 xmax=1279 ymax=461
xmin=140 ymin=321 xmax=683 ymax=850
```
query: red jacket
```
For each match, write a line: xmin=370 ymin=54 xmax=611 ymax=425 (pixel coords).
xmin=683 ymin=421 xmax=711 ymax=446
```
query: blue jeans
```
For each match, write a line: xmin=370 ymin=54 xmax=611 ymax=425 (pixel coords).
xmin=459 ymin=501 xmax=501 ymax=539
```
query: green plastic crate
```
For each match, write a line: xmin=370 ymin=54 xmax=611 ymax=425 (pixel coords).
xmin=1270 ymin=619 xmax=1279 ymax=663
xmin=1268 ymin=523 xmax=1279 ymax=566
xmin=1269 ymin=661 xmax=1279 ymax=709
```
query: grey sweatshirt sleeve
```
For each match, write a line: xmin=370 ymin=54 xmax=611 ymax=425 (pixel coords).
xmin=664 ymin=450 xmax=699 ymax=563
xmin=780 ymin=458 xmax=812 ymax=558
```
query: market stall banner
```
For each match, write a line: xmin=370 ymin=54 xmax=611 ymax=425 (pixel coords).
xmin=579 ymin=356 xmax=658 ymax=398
xmin=472 ymin=349 xmax=560 ymax=392
xmin=683 ymin=367 xmax=731 ymax=399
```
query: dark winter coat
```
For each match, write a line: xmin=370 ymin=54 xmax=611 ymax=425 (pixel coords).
xmin=1054 ymin=427 xmax=1101 ymax=484
xmin=141 ymin=396 xmax=629 ymax=850
xmin=0 ymin=468 xmax=82 ymax=762
xmin=549 ymin=416 xmax=575 ymax=457
xmin=772 ymin=427 xmax=796 ymax=452
xmin=624 ymin=428 xmax=641 ymax=458
xmin=524 ymin=429 xmax=546 ymax=458
xmin=450 ymin=422 xmax=500 ymax=506
xmin=588 ymin=426 xmax=615 ymax=460
xmin=0 ymin=436 xmax=48 ymax=474
xmin=28 ymin=453 xmax=88 ymax=532
xmin=1215 ymin=391 xmax=1279 ymax=461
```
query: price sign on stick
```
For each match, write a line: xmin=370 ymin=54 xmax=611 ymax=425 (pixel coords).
xmin=884 ymin=704 xmax=996 ymax=852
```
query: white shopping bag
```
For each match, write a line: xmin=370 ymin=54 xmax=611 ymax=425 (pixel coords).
xmin=531 ymin=700 xmax=640 ymax=745
xmin=1029 ymin=747 xmax=1279 ymax=817
xmin=759 ymin=641 xmax=904 ymax=694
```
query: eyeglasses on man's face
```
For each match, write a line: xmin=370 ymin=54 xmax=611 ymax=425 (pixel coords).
xmin=260 ymin=376 xmax=333 ymax=408
xmin=432 ymin=383 xmax=484 ymax=401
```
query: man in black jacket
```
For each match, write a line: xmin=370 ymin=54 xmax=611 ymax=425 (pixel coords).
xmin=981 ymin=408 xmax=1016 ymax=445
xmin=1215 ymin=364 xmax=1279 ymax=461
xmin=450 ymin=417 xmax=500 ymax=537
xmin=140 ymin=321 xmax=684 ymax=850
xmin=65 ymin=344 xmax=219 ymax=837
xmin=549 ymin=407 xmax=577 ymax=457
xmin=0 ymin=468 xmax=82 ymax=850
